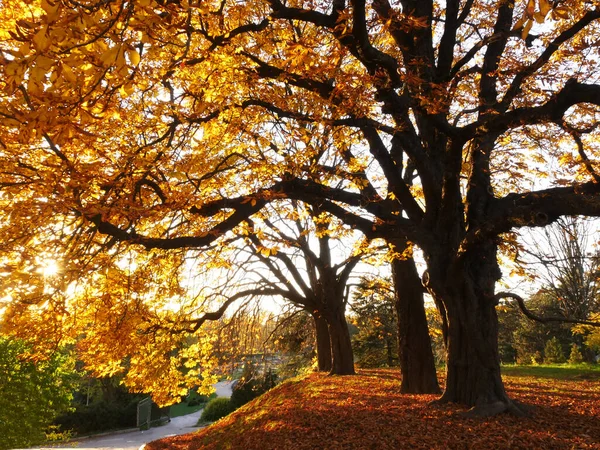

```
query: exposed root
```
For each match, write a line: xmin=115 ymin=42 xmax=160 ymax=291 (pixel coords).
xmin=510 ymin=399 xmax=535 ymax=416
xmin=429 ymin=396 xmax=532 ymax=418
xmin=461 ymin=401 xmax=508 ymax=418
xmin=428 ymin=391 xmax=452 ymax=407
xmin=461 ymin=400 xmax=531 ymax=419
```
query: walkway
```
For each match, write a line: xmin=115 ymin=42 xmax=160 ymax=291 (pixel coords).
xmin=38 ymin=381 xmax=235 ymax=450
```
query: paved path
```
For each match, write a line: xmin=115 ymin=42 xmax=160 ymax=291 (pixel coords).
xmin=39 ymin=381 xmax=235 ymax=450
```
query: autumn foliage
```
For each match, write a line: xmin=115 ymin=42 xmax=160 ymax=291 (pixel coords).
xmin=3 ymin=0 xmax=600 ymax=414
xmin=146 ymin=369 xmax=600 ymax=450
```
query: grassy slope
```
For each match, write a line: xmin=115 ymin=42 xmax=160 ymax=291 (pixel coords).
xmin=146 ymin=368 xmax=600 ymax=450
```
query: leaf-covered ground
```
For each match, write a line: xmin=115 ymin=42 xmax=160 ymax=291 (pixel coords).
xmin=146 ymin=369 xmax=600 ymax=450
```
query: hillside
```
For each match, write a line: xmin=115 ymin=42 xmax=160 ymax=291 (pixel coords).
xmin=145 ymin=369 xmax=600 ymax=450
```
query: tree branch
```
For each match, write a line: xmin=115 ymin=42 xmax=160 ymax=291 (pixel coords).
xmin=480 ymin=80 xmax=600 ymax=135
xmin=499 ymin=9 xmax=600 ymax=111
xmin=495 ymin=292 xmax=600 ymax=327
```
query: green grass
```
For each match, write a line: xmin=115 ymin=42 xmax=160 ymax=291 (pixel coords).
xmin=501 ymin=363 xmax=600 ymax=380
xmin=169 ymin=392 xmax=217 ymax=418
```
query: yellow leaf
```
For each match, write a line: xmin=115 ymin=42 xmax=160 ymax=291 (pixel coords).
xmin=100 ymin=46 xmax=119 ymax=67
xmin=521 ymin=19 xmax=533 ymax=40
xmin=552 ymin=6 xmax=570 ymax=20
xmin=36 ymin=55 xmax=54 ymax=71
xmin=127 ymin=49 xmax=141 ymax=66
xmin=41 ymin=0 xmax=60 ymax=22
xmin=539 ymin=0 xmax=552 ymax=16
xmin=30 ymin=66 xmax=46 ymax=82
xmin=33 ymin=26 xmax=50 ymax=51
xmin=61 ymin=64 xmax=77 ymax=83
xmin=116 ymin=47 xmax=126 ymax=70
xmin=251 ymin=198 xmax=257 ymax=206
xmin=27 ymin=78 xmax=42 ymax=95
xmin=533 ymin=11 xmax=546 ymax=24
xmin=119 ymin=82 xmax=135 ymax=97
xmin=5 ymin=62 xmax=20 ymax=76
xmin=512 ymin=15 xmax=527 ymax=31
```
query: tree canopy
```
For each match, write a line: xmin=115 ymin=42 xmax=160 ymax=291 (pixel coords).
xmin=1 ymin=0 xmax=600 ymax=414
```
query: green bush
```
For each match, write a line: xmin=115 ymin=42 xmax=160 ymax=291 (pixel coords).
xmin=568 ymin=344 xmax=585 ymax=364
xmin=53 ymin=400 xmax=139 ymax=435
xmin=544 ymin=336 xmax=566 ymax=364
xmin=199 ymin=397 xmax=234 ymax=423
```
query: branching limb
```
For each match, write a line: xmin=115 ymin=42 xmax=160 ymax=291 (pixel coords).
xmin=479 ymin=80 xmax=600 ymax=136
xmin=495 ymin=292 xmax=600 ymax=327
xmin=559 ymin=121 xmax=600 ymax=183
xmin=499 ymin=9 xmax=600 ymax=111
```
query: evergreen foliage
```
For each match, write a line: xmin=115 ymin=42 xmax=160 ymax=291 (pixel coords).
xmin=544 ymin=337 xmax=566 ymax=364
xmin=568 ymin=344 xmax=584 ymax=365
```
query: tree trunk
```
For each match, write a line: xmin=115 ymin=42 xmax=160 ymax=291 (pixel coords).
xmin=427 ymin=243 xmax=526 ymax=417
xmin=386 ymin=338 xmax=394 ymax=367
xmin=325 ymin=306 xmax=355 ymax=375
xmin=392 ymin=253 xmax=441 ymax=394
xmin=311 ymin=312 xmax=332 ymax=372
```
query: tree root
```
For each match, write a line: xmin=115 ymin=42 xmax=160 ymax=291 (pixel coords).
xmin=460 ymin=400 xmax=531 ymax=418
xmin=429 ymin=397 xmax=533 ymax=418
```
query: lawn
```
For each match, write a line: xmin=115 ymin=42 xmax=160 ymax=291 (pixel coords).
xmin=169 ymin=392 xmax=216 ymax=419
xmin=146 ymin=367 xmax=600 ymax=449
xmin=501 ymin=363 xmax=600 ymax=380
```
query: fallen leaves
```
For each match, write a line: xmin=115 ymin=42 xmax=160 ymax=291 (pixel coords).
xmin=145 ymin=369 xmax=600 ymax=449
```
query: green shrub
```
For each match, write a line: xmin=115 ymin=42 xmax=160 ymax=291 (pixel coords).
xmin=568 ymin=344 xmax=584 ymax=364
xmin=544 ymin=337 xmax=566 ymax=364
xmin=199 ymin=397 xmax=234 ymax=423
xmin=53 ymin=400 xmax=139 ymax=435
xmin=0 ymin=338 xmax=75 ymax=450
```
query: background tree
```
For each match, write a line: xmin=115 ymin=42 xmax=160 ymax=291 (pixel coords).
xmin=498 ymin=290 xmax=595 ymax=364
xmin=270 ymin=309 xmax=319 ymax=377
xmin=519 ymin=217 xmax=600 ymax=320
xmin=498 ymin=217 xmax=600 ymax=363
xmin=237 ymin=200 xmax=365 ymax=375
xmin=543 ymin=336 xmax=566 ymax=364
xmin=350 ymin=276 xmax=398 ymax=368
xmin=0 ymin=337 xmax=74 ymax=450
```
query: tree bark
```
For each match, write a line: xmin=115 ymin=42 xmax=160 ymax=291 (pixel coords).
xmin=426 ymin=243 xmax=526 ymax=417
xmin=312 ymin=312 xmax=332 ymax=372
xmin=325 ymin=306 xmax=355 ymax=375
xmin=392 ymin=253 xmax=441 ymax=394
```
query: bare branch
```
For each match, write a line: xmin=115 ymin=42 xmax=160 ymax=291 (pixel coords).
xmin=495 ymin=291 xmax=600 ymax=327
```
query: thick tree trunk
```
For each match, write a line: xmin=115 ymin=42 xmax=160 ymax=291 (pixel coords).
xmin=312 ymin=312 xmax=332 ymax=372
xmin=392 ymin=254 xmax=441 ymax=394
xmin=325 ymin=306 xmax=355 ymax=375
xmin=427 ymin=243 xmax=526 ymax=417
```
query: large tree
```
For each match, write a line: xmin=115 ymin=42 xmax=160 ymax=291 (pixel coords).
xmin=2 ymin=0 xmax=600 ymax=416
